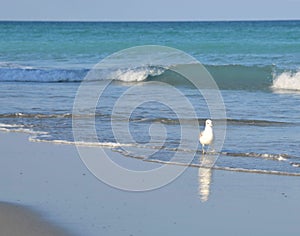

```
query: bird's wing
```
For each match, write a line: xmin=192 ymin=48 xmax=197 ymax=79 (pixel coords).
xmin=199 ymin=131 xmax=203 ymax=138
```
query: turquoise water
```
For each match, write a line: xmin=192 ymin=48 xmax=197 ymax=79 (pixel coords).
xmin=0 ymin=21 xmax=299 ymax=66
xmin=0 ymin=21 xmax=300 ymax=175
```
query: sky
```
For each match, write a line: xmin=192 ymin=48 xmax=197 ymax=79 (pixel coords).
xmin=1 ymin=0 xmax=300 ymax=21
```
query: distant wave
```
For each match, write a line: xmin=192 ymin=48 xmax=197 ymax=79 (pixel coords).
xmin=1 ymin=63 xmax=299 ymax=92
xmin=131 ymin=117 xmax=293 ymax=126
xmin=0 ymin=62 xmax=166 ymax=83
xmin=0 ymin=62 xmax=278 ymax=91
xmin=0 ymin=112 xmax=73 ymax=119
xmin=0 ymin=62 xmax=35 ymax=70
xmin=206 ymin=64 xmax=274 ymax=90
xmin=0 ymin=66 xmax=88 ymax=83
xmin=271 ymin=70 xmax=300 ymax=91
xmin=0 ymin=112 xmax=294 ymax=126
xmin=225 ymin=118 xmax=292 ymax=126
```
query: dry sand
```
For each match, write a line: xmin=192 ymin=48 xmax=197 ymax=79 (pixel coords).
xmin=0 ymin=202 xmax=70 ymax=236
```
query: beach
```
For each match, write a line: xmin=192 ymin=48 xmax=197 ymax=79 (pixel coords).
xmin=0 ymin=21 xmax=300 ymax=235
xmin=1 ymin=131 xmax=300 ymax=236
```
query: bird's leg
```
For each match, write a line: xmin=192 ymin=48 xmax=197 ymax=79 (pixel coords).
xmin=202 ymin=145 xmax=205 ymax=154
xmin=207 ymin=145 xmax=211 ymax=153
xmin=210 ymin=144 xmax=215 ymax=153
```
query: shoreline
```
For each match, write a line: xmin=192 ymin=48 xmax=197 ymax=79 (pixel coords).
xmin=1 ymin=131 xmax=300 ymax=235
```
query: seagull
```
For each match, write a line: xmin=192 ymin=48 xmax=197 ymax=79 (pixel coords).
xmin=199 ymin=119 xmax=214 ymax=154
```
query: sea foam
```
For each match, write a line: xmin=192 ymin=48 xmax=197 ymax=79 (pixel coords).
xmin=272 ymin=71 xmax=300 ymax=91
xmin=110 ymin=66 xmax=166 ymax=82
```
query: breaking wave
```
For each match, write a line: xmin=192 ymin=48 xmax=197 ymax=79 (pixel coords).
xmin=271 ymin=70 xmax=300 ymax=91
xmin=0 ymin=62 xmax=282 ymax=91
xmin=3 ymin=62 xmax=299 ymax=93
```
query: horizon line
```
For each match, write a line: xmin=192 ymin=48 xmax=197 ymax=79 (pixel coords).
xmin=0 ymin=18 xmax=299 ymax=23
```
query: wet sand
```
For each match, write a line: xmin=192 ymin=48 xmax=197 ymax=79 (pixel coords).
xmin=1 ymin=131 xmax=300 ymax=236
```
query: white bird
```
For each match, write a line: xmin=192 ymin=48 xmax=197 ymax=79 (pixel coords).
xmin=199 ymin=119 xmax=214 ymax=154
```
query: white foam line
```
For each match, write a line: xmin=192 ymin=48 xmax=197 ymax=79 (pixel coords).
xmin=144 ymin=159 xmax=300 ymax=177
xmin=29 ymin=137 xmax=137 ymax=148
xmin=0 ymin=123 xmax=24 ymax=128
xmin=0 ymin=128 xmax=46 ymax=135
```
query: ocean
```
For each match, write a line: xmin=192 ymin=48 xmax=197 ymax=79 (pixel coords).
xmin=1 ymin=21 xmax=300 ymax=177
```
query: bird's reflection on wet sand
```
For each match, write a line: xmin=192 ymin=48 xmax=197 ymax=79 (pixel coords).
xmin=198 ymin=154 xmax=217 ymax=202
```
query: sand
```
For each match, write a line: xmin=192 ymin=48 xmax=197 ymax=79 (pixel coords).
xmin=0 ymin=131 xmax=300 ymax=236
xmin=0 ymin=202 xmax=70 ymax=236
